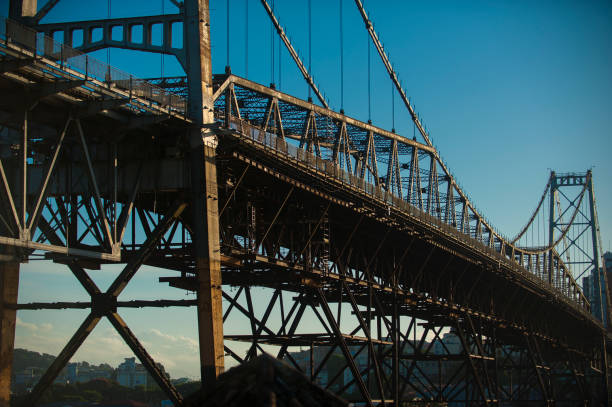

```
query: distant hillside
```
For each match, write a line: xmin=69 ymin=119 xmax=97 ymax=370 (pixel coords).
xmin=10 ymin=376 xmax=201 ymax=406
xmin=12 ymin=348 xmax=55 ymax=373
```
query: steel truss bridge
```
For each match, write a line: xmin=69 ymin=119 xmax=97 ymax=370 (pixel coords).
xmin=0 ymin=1 xmax=610 ymax=406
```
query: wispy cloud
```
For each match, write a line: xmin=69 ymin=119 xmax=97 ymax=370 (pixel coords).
xmin=16 ymin=317 xmax=53 ymax=333
xmin=149 ymin=328 xmax=198 ymax=349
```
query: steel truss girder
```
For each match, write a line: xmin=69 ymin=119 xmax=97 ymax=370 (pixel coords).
xmin=219 ymin=278 xmax=596 ymax=405
xmin=213 ymin=74 xmax=590 ymax=314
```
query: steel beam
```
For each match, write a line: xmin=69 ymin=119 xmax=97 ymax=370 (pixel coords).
xmin=33 ymin=14 xmax=186 ymax=66
xmin=108 ymin=312 xmax=183 ymax=406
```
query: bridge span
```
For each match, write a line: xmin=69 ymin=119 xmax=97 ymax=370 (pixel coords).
xmin=0 ymin=1 xmax=610 ymax=406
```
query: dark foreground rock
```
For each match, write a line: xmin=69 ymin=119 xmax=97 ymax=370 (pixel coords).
xmin=185 ymin=353 xmax=349 ymax=407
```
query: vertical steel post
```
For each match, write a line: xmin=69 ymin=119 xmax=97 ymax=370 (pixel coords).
xmin=0 ymin=259 xmax=19 ymax=407
xmin=0 ymin=4 xmax=28 ymax=394
xmin=548 ymin=171 xmax=556 ymax=286
xmin=586 ymin=170 xmax=610 ymax=401
xmin=184 ymin=0 xmax=225 ymax=385
xmin=586 ymin=171 xmax=611 ymax=327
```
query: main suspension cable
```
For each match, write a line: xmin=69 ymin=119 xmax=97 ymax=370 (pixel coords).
xmin=354 ymin=0 xmax=433 ymax=147
xmin=260 ymin=0 xmax=329 ymax=108
xmin=510 ymin=173 xmax=553 ymax=244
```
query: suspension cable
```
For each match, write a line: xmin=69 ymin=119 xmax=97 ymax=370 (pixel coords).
xmin=510 ymin=173 xmax=553 ymax=244
xmin=260 ymin=0 xmax=329 ymax=108
xmin=502 ymin=173 xmax=589 ymax=256
xmin=339 ymin=0 xmax=344 ymax=112
xmin=278 ymin=16 xmax=282 ymax=90
xmin=226 ymin=0 xmax=230 ymax=69
xmin=367 ymin=29 xmax=370 ymax=121
xmin=541 ymin=182 xmax=588 ymax=253
xmin=354 ymin=0 xmax=433 ymax=147
xmin=270 ymin=0 xmax=275 ymax=85
xmin=161 ymin=0 xmax=165 ymax=78
xmin=245 ymin=0 xmax=249 ymax=78
xmin=308 ymin=0 xmax=312 ymax=100
xmin=107 ymin=0 xmax=111 ymax=65
xmin=391 ymin=83 xmax=395 ymax=132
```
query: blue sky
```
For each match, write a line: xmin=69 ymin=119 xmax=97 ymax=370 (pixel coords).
xmin=2 ymin=0 xmax=611 ymax=379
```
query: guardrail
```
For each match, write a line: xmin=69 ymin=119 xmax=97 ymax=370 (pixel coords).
xmin=0 ymin=16 xmax=186 ymax=115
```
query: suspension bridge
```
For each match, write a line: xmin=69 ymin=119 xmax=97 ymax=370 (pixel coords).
xmin=0 ymin=0 xmax=610 ymax=406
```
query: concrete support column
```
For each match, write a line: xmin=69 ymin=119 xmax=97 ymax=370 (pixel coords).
xmin=184 ymin=0 xmax=225 ymax=386
xmin=0 ymin=261 xmax=19 ymax=407
xmin=196 ymin=143 xmax=224 ymax=382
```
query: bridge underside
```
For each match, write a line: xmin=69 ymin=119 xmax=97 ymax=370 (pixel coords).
xmin=0 ymin=38 xmax=609 ymax=406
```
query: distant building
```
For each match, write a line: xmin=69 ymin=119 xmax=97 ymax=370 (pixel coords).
xmin=116 ymin=357 xmax=170 ymax=389
xmin=117 ymin=357 xmax=149 ymax=388
xmin=65 ymin=362 xmax=113 ymax=384
xmin=290 ymin=347 xmax=333 ymax=389
xmin=14 ymin=367 xmax=39 ymax=386
xmin=583 ymin=252 xmax=612 ymax=326
xmin=433 ymin=332 xmax=462 ymax=355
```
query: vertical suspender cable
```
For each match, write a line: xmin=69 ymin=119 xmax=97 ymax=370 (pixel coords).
xmin=260 ymin=0 xmax=328 ymax=108
xmin=367 ymin=30 xmax=371 ymax=122
xmin=245 ymin=0 xmax=249 ymax=78
xmin=308 ymin=0 xmax=312 ymax=100
xmin=226 ymin=0 xmax=230 ymax=69
xmin=391 ymin=83 xmax=395 ymax=132
xmin=161 ymin=0 xmax=165 ymax=78
xmin=271 ymin=0 xmax=275 ymax=85
xmin=279 ymin=11 xmax=282 ymax=90
xmin=354 ymin=0 xmax=433 ymax=147
xmin=339 ymin=0 xmax=344 ymax=112
xmin=531 ymin=207 xmax=534 ymax=248
xmin=107 ymin=0 xmax=111 ymax=65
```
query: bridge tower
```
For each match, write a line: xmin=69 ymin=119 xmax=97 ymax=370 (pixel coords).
xmin=548 ymin=170 xmax=611 ymax=402
xmin=548 ymin=170 xmax=611 ymax=327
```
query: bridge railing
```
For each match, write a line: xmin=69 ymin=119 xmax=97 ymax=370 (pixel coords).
xmin=229 ymin=117 xmax=593 ymax=316
xmin=0 ymin=16 xmax=186 ymax=115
